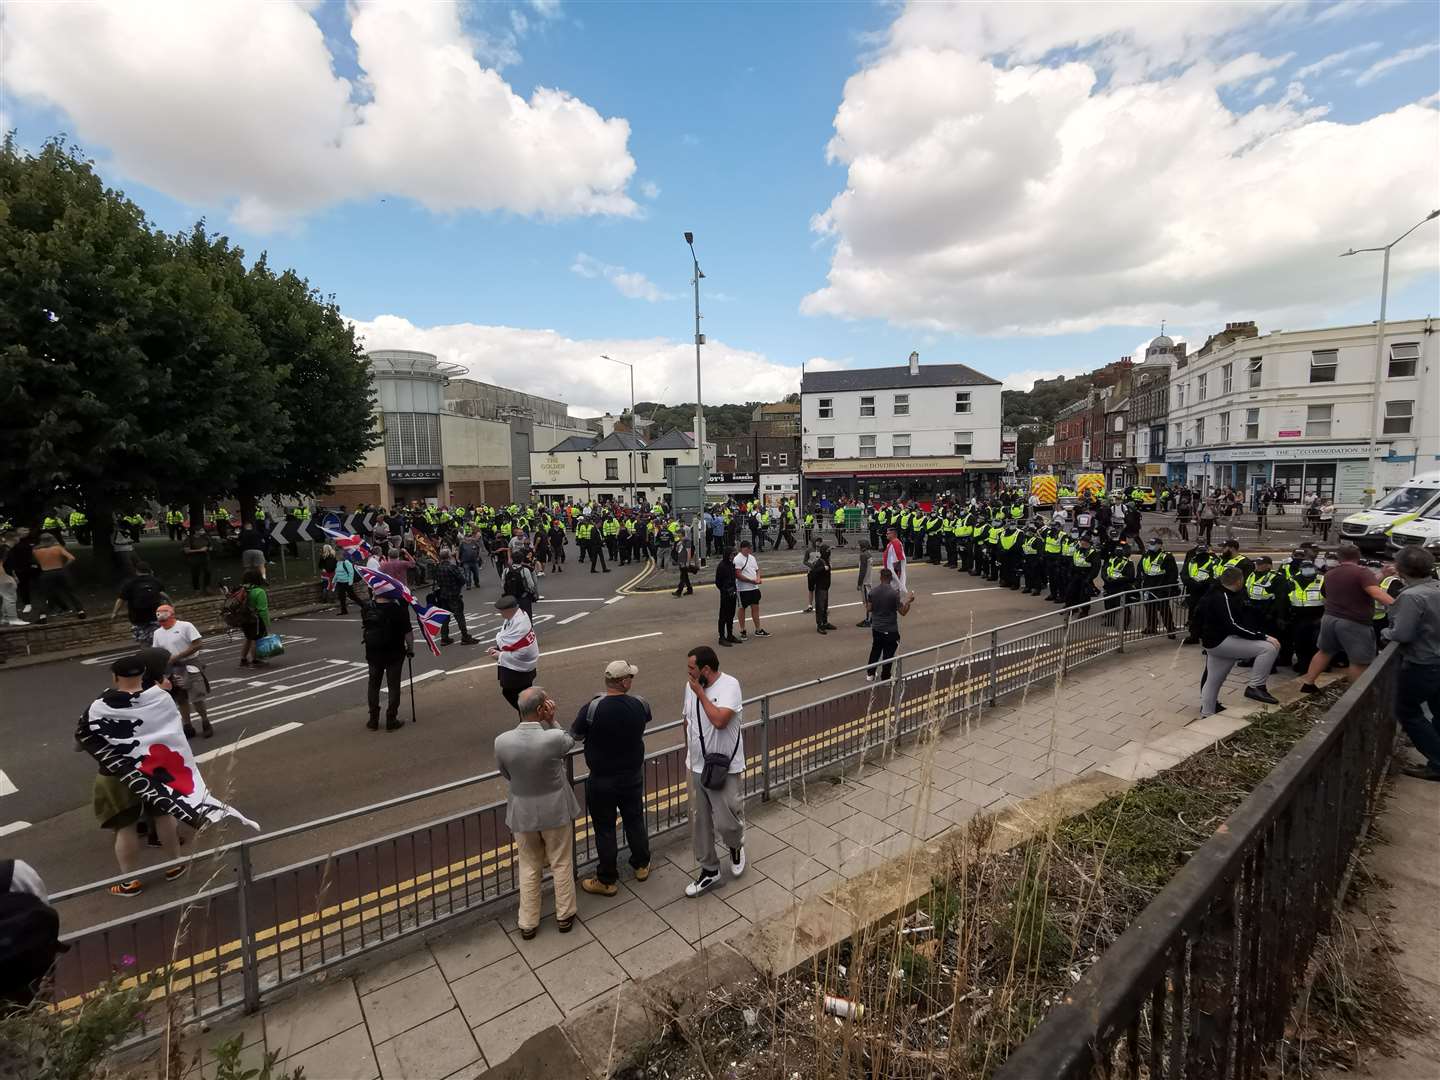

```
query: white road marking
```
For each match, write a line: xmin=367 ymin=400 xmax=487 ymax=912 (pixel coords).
xmin=381 ymin=669 xmax=445 ymax=694
xmin=604 ymin=596 xmax=625 ymax=605
xmin=930 ymin=587 xmax=1006 ymax=596
xmin=537 ymin=598 xmax=606 ymax=603
xmin=194 ymin=723 xmax=305 ymax=763
xmin=557 ymin=611 xmax=590 ymax=625
xmin=447 ymin=630 xmax=665 ymax=675
xmin=0 ymin=770 xmax=16 ymax=797
xmin=207 ymin=666 xmax=370 ymax=715
xmin=209 ymin=670 xmax=374 ymax=723
xmin=79 ymin=634 xmax=316 ymax=665
xmin=767 ymin=601 xmax=864 ymax=619
xmin=0 ymin=821 xmax=31 ymax=837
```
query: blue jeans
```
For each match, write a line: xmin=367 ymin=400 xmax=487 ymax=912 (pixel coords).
xmin=1396 ymin=661 xmax=1440 ymax=769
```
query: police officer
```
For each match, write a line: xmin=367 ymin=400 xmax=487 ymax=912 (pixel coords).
xmin=1180 ymin=542 xmax=1219 ymax=644
xmin=1101 ymin=540 xmax=1136 ymax=625
xmin=1021 ymin=525 xmax=1046 ymax=596
xmin=998 ymin=520 xmax=1023 ymax=589
xmin=1066 ymin=535 xmax=1100 ymax=614
xmin=1243 ymin=556 xmax=1282 ymax=644
xmin=1139 ymin=536 xmax=1179 ymax=637
xmin=1281 ymin=553 xmax=1325 ymax=673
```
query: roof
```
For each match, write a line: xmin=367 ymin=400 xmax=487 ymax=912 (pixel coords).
xmin=801 ymin=362 xmax=1001 ymax=394
xmin=645 ymin=430 xmax=696 ymax=450
xmin=1148 ymin=334 xmax=1175 ymax=349
xmin=591 ymin=432 xmax=647 ymax=452
xmin=545 ymin=434 xmax=597 ymax=453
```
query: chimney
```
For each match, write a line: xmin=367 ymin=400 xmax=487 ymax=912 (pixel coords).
xmin=908 ymin=351 xmax=919 ymax=376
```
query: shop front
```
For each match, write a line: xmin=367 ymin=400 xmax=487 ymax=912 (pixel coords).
xmin=802 ymin=456 xmax=1006 ymax=505
xmin=1166 ymin=442 xmax=1394 ymax=506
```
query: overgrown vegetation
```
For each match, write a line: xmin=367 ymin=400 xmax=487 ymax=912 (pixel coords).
xmin=621 ymin=689 xmax=1419 ymax=1079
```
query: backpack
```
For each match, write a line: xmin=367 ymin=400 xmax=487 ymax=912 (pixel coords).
xmin=0 ymin=860 xmax=67 ymax=1007
xmin=130 ymin=575 xmax=164 ymax=614
xmin=503 ymin=566 xmax=527 ymax=599
xmin=220 ymin=585 xmax=255 ymax=629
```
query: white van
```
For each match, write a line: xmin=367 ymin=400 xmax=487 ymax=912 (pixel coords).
xmin=1339 ymin=472 xmax=1440 ymax=552
xmin=1388 ymin=497 xmax=1440 ymax=557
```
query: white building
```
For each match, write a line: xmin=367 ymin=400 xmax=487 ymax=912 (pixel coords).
xmin=800 ymin=352 xmax=1005 ymax=502
xmin=528 ymin=430 xmax=704 ymax=506
xmin=1165 ymin=318 xmax=1438 ymax=506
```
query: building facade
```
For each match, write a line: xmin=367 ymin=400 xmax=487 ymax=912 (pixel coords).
xmin=528 ymin=430 xmax=703 ymax=506
xmin=1165 ymin=318 xmax=1438 ymax=506
xmin=800 ymin=352 xmax=1004 ymax=502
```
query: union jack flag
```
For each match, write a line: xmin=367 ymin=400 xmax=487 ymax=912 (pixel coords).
xmin=413 ymin=604 xmax=452 ymax=656
xmin=356 ymin=566 xmax=415 ymax=605
xmin=321 ymin=525 xmax=371 ymax=563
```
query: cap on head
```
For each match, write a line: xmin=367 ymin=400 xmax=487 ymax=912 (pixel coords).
xmin=738 ymin=539 xmax=752 ymax=549
xmin=494 ymin=595 xmax=519 ymax=611
xmin=112 ymin=654 xmax=147 ymax=678
xmin=604 ymin=660 xmax=638 ymax=680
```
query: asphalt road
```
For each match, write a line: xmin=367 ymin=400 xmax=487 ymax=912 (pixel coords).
xmin=1 ymin=549 xmax=1088 ymax=895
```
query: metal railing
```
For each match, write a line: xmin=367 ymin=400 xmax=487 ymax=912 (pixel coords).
xmin=996 ymin=643 xmax=1400 ymax=1080
xmin=48 ymin=586 xmax=1192 ymax=1037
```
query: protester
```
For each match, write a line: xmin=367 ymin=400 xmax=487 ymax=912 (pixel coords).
xmin=683 ymin=645 xmax=746 ymax=897
xmin=882 ymin=524 xmax=906 ymax=592
xmin=865 ymin=568 xmax=914 ymax=682
xmin=237 ymin=521 xmax=266 ymax=579
xmin=319 ymin=544 xmax=338 ymax=600
xmin=732 ymin=540 xmax=769 ymax=639
xmin=1299 ymin=544 xmax=1394 ymax=693
xmin=856 ymin=542 xmax=874 ymax=627
xmin=151 ymin=603 xmax=213 ymax=739
xmin=182 ymin=527 xmax=213 ymax=593
xmin=490 ymin=594 xmax=539 ymax=711
xmin=435 ymin=547 xmax=479 ymax=646
xmin=1196 ymin=567 xmax=1281 ymax=718
xmin=237 ymin=569 xmax=269 ymax=667
xmin=355 ymin=580 xmax=413 ymax=731
xmin=31 ymin=534 xmax=86 ymax=623
xmin=715 ymin=544 xmax=741 ymax=647
xmin=808 ymin=544 xmax=838 ymax=634
xmin=0 ymin=858 xmax=62 ymax=1008
xmin=379 ymin=544 xmax=415 ymax=588
xmin=111 ymin=561 xmax=166 ymax=644
xmin=333 ymin=549 xmax=358 ymax=615
xmin=1382 ymin=547 xmax=1440 ymax=781
xmin=109 ymin=522 xmax=136 ymax=580
xmin=572 ymin=660 xmax=652 ymax=896
xmin=495 ymin=686 xmax=579 ymax=938
xmin=2 ymin=530 xmax=37 ymax=617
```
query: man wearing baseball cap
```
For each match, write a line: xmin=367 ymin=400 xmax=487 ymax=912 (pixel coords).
xmin=570 ymin=660 xmax=652 ymax=896
xmin=488 ymin=594 xmax=539 ymax=712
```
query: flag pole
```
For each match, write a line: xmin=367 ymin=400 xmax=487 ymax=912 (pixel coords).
xmin=408 ymin=650 xmax=418 ymax=724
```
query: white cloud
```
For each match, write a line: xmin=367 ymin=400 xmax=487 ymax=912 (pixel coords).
xmin=1313 ymin=0 xmax=1402 ymax=24
xmin=570 ymin=253 xmax=676 ymax=302
xmin=640 ymin=180 xmax=662 ymax=199
xmin=529 ymin=0 xmax=563 ymax=19
xmin=802 ymin=2 xmax=1440 ymax=337
xmin=1355 ymin=42 xmax=1440 ymax=86
xmin=1295 ymin=42 xmax=1380 ymax=78
xmin=1251 ymin=76 xmax=1277 ymax=97
xmin=349 ymin=314 xmax=808 ymax=415
xmin=1 ymin=0 xmax=636 ymax=230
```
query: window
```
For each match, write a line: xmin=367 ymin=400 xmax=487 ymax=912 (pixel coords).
xmin=1388 ymin=342 xmax=1419 ymax=378
xmin=777 ymin=452 xmax=787 ymax=466
xmin=1195 ymin=417 xmax=1205 ymax=445
xmin=1112 ymin=414 xmax=1124 ymax=432
xmin=817 ymin=398 xmax=833 ymax=419
xmin=1247 ymin=357 xmax=1262 ymax=389
xmin=1173 ymin=422 xmax=1183 ymax=446
xmin=1383 ymin=400 xmax=1414 ymax=434
xmin=953 ymin=431 xmax=973 ymax=455
xmin=1245 ymin=408 xmax=1259 ymax=440
xmin=759 ymin=452 xmax=770 ymax=467
xmin=1221 ymin=363 xmax=1232 ymax=395
xmin=891 ymin=434 xmax=911 ymax=457
xmin=817 ymin=436 xmax=835 ymax=459
xmin=858 ymin=435 xmax=877 ymax=458
xmin=954 ymin=392 xmax=972 ymax=414
xmin=1310 ymin=350 xmax=1338 ymax=383
xmin=1176 ymin=382 xmax=1187 ymax=408
xmin=1305 ymin=404 xmax=1332 ymax=437
xmin=893 ymin=393 xmax=910 ymax=417
xmin=604 ymin=458 xmax=619 ymax=480
xmin=663 ymin=457 xmax=678 ymax=470
xmin=859 ymin=395 xmax=875 ymax=417
xmin=382 ymin=412 xmax=442 ymax=467
xmin=1219 ymin=411 xmax=1231 ymax=442
xmin=640 ymin=454 xmax=649 ymax=474
xmin=1197 ymin=373 xmax=1208 ymax=401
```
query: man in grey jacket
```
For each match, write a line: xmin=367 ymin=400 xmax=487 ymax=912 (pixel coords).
xmin=1382 ymin=547 xmax=1440 ymax=781
xmin=494 ymin=686 xmax=580 ymax=938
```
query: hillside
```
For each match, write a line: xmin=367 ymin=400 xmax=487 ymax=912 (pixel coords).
xmin=632 ymin=401 xmax=762 ymax=439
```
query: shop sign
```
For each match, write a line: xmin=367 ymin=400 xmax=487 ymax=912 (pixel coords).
xmin=1277 ymin=429 xmax=1302 ymax=438
xmin=805 ymin=456 xmax=1002 ymax=475
xmin=1179 ymin=442 xmax=1375 ymax=464
xmin=387 ymin=467 xmax=443 ymax=482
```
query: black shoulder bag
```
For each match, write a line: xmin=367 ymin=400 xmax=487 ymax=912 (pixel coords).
xmin=694 ymin=691 xmax=738 ymax=791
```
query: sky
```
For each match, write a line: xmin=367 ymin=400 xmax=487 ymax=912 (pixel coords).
xmin=3 ymin=0 xmax=1438 ymax=417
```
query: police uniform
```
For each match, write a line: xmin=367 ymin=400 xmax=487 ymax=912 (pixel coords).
xmin=1101 ymin=547 xmax=1136 ymax=625
xmin=1139 ymin=545 xmax=1179 ymax=635
xmin=1180 ymin=547 xmax=1219 ymax=644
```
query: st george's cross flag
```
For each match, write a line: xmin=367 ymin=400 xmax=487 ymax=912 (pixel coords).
xmin=77 ymin=686 xmax=259 ymax=832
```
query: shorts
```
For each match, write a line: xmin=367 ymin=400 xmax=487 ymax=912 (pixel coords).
xmin=243 ymin=617 xmax=267 ymax=642
xmin=93 ymin=774 xmax=142 ymax=830
xmin=170 ymin=665 xmax=210 ymax=702
xmin=1317 ymin=614 xmax=1376 ymax=665
xmin=860 ymin=583 xmax=872 ymax=599
xmin=738 ymin=589 xmax=761 ymax=608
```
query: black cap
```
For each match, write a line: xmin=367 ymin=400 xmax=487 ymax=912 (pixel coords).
xmin=494 ymin=595 xmax=519 ymax=611
xmin=111 ymin=654 xmax=147 ymax=678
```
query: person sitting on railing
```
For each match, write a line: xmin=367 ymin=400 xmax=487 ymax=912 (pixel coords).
xmin=1196 ymin=567 xmax=1280 ymax=717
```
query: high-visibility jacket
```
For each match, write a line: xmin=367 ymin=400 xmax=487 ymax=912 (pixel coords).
xmin=1104 ymin=556 xmax=1132 ymax=581
xmin=1288 ymin=578 xmax=1324 ymax=608
xmin=602 ymin=519 xmax=619 ymax=537
xmin=1044 ymin=533 xmax=1062 ymax=555
xmin=1022 ymin=536 xmax=1039 ymax=556
xmin=875 ymin=509 xmax=888 ymax=526
xmin=987 ymin=525 xmax=1002 ymax=545
xmin=1010 ymin=504 xmax=1023 ymax=520
xmin=1062 ymin=540 xmax=1077 ymax=558
xmin=70 ymin=511 xmax=88 ymax=527
xmin=999 ymin=530 xmax=1019 ymax=551
xmin=43 ymin=516 xmax=62 ymax=530
xmin=804 ymin=513 xmax=814 ymax=527
xmin=1374 ymin=575 xmax=1400 ymax=620
xmin=833 ymin=509 xmax=844 ymax=526
xmin=956 ymin=520 xmax=971 ymax=538
xmin=215 ymin=507 xmax=230 ymax=521
xmin=1246 ymin=571 xmax=1277 ymax=601
xmin=1185 ymin=556 xmax=1218 ymax=584
xmin=254 ymin=507 xmax=265 ymax=519
xmin=576 ymin=523 xmax=592 ymax=541
xmin=1141 ymin=554 xmax=1172 ymax=578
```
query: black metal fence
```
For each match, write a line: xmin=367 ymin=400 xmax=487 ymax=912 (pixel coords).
xmin=996 ymin=645 xmax=1400 ymax=1080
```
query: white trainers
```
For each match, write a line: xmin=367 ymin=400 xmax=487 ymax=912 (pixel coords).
xmin=729 ymin=846 xmax=746 ymax=877
xmin=685 ymin=870 xmax=720 ymax=897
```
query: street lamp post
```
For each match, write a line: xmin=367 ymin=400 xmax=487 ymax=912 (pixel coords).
xmin=685 ymin=232 xmax=706 ymax=515
xmin=1340 ymin=209 xmax=1439 ymax=506
xmin=600 ymin=353 xmax=636 ymax=507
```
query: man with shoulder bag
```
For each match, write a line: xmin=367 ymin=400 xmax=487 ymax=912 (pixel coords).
xmin=682 ymin=646 xmax=746 ymax=897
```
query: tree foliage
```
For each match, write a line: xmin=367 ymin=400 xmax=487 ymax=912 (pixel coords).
xmin=0 ymin=137 xmax=377 ymax=526
xmin=634 ymin=400 xmax=761 ymax=439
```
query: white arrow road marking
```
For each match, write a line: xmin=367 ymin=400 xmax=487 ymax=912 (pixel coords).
xmin=0 ymin=770 xmax=17 ymax=797
xmin=557 ymin=611 xmax=590 ymax=625
xmin=604 ymin=596 xmax=625 ymax=605
xmin=0 ymin=822 xmax=30 ymax=837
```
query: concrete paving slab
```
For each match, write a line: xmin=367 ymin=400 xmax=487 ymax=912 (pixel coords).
xmin=361 ymin=965 xmax=458 ymax=1045
xmin=470 ymin=993 xmax=562 ymax=1069
xmin=264 ymin=979 xmax=364 ymax=1060
xmin=583 ymin=896 xmax=670 ymax=955
xmin=280 ymin=1023 xmax=378 ymax=1080
xmin=374 ymin=1008 xmax=482 ymax=1080
xmin=450 ymin=953 xmax=544 ymax=1029
xmin=535 ymin=941 xmax=627 ymax=1013
xmin=428 ymin=920 xmax=517 ymax=983
xmin=615 ymin=927 xmax=696 ymax=980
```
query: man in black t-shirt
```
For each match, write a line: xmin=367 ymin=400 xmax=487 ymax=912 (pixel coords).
xmin=358 ymin=585 xmax=413 ymax=731
xmin=571 ymin=660 xmax=652 ymax=896
xmin=110 ymin=563 xmax=167 ymax=644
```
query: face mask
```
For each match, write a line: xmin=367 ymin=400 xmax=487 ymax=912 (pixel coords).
xmin=1300 ymin=564 xmax=1317 ymax=577
xmin=1146 ymin=544 xmax=1161 ymax=553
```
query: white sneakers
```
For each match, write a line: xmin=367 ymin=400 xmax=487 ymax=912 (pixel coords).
xmin=684 ymin=845 xmax=746 ymax=897
xmin=729 ymin=846 xmax=746 ymax=877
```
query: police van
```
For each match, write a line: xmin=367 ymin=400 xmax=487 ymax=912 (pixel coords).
xmin=1388 ymin=492 xmax=1440 ymax=557
xmin=1339 ymin=472 xmax=1440 ymax=553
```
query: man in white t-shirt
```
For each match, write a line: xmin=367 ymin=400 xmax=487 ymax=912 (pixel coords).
xmin=731 ymin=540 xmax=769 ymax=639
xmin=682 ymin=645 xmax=746 ymax=896
xmin=151 ymin=604 xmax=213 ymax=739
xmin=882 ymin=524 xmax=907 ymax=593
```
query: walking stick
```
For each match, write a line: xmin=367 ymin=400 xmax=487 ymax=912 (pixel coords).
xmin=408 ymin=649 xmax=418 ymax=724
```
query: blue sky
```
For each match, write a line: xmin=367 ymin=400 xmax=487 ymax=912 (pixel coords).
xmin=4 ymin=0 xmax=1438 ymax=414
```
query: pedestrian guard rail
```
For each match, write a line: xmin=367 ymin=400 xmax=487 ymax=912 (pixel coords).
xmin=995 ymin=643 xmax=1399 ymax=1079
xmin=47 ymin=586 xmax=1193 ymax=1040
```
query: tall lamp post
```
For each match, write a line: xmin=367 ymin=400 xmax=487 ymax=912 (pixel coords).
xmin=1341 ymin=209 xmax=1439 ymax=506
xmin=685 ymin=232 xmax=707 ymax=515
xmin=600 ymin=353 xmax=636 ymax=507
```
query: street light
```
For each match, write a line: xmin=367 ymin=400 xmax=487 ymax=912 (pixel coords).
xmin=685 ymin=231 xmax=706 ymax=515
xmin=600 ymin=353 xmax=636 ymax=507
xmin=1340 ymin=209 xmax=1440 ymax=506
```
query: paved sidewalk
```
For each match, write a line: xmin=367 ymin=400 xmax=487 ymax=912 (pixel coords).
xmin=168 ymin=637 xmax=1306 ymax=1080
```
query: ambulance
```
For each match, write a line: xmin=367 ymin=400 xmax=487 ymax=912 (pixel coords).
xmin=1338 ymin=472 xmax=1440 ymax=553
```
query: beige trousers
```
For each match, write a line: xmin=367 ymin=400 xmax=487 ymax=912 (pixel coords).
xmin=515 ymin=823 xmax=576 ymax=930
